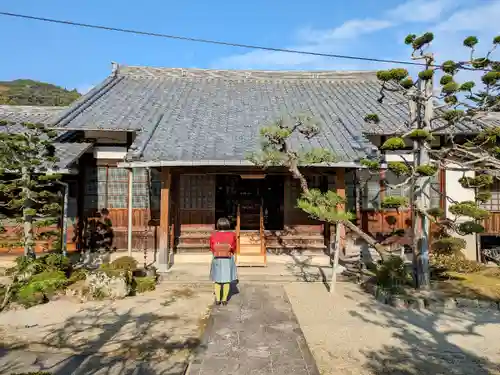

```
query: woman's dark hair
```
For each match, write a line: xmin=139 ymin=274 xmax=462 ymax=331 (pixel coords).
xmin=216 ymin=217 xmax=231 ymax=231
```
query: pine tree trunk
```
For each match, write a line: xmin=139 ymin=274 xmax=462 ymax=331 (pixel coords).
xmin=415 ymin=76 xmax=433 ymax=289
xmin=22 ymin=168 xmax=34 ymax=258
xmin=289 ymin=160 xmax=388 ymax=260
xmin=330 ymin=222 xmax=342 ymax=294
xmin=342 ymin=220 xmax=388 ymax=260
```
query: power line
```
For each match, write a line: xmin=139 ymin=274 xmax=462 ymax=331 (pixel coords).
xmin=0 ymin=11 xmax=455 ymax=69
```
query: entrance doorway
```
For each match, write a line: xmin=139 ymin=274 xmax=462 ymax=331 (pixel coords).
xmin=215 ymin=175 xmax=284 ymax=231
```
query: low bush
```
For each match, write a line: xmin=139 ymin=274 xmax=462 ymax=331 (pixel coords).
xmin=110 ymin=256 xmax=138 ymax=271
xmin=430 ymin=254 xmax=485 ymax=274
xmin=133 ymin=276 xmax=156 ymax=294
xmin=15 ymin=270 xmax=68 ymax=307
xmin=99 ymin=263 xmax=133 ymax=284
xmin=375 ymin=256 xmax=411 ymax=292
xmin=481 ymin=267 xmax=500 ymax=278
xmin=68 ymin=268 xmax=88 ymax=284
xmin=16 ymin=284 xmax=48 ymax=307
xmin=42 ymin=253 xmax=72 ymax=275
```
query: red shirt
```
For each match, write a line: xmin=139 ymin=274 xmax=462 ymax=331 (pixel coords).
xmin=209 ymin=231 xmax=237 ymax=255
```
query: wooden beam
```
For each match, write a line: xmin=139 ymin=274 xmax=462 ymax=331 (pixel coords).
xmin=158 ymin=167 xmax=171 ymax=272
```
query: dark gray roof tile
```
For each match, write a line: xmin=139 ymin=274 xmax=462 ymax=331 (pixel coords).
xmin=51 ymin=66 xmax=389 ymax=162
xmin=0 ymin=105 xmax=91 ymax=170
xmin=49 ymin=65 xmax=497 ymax=164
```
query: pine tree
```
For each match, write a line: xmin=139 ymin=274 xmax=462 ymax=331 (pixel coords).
xmin=250 ymin=32 xmax=500 ymax=290
xmin=0 ymin=120 xmax=63 ymax=257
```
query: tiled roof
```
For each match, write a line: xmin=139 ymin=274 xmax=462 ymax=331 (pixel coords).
xmin=50 ymin=65 xmax=494 ymax=164
xmin=0 ymin=105 xmax=91 ymax=171
xmin=0 ymin=105 xmax=64 ymax=124
xmin=50 ymin=65 xmax=405 ymax=163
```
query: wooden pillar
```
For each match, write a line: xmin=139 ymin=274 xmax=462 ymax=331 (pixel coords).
xmin=127 ymin=168 xmax=133 ymax=256
xmin=336 ymin=168 xmax=346 ymax=251
xmin=158 ymin=167 xmax=171 ymax=272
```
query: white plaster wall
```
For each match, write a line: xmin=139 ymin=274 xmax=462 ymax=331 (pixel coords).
xmin=445 ymin=164 xmax=477 ymax=260
xmin=384 ymin=151 xmax=414 ymax=162
xmin=93 ymin=146 xmax=127 ymax=160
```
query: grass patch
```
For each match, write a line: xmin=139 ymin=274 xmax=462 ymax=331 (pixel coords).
xmin=171 ymin=287 xmax=196 ymax=299
xmin=433 ymin=269 xmax=500 ymax=301
xmin=161 ymin=287 xmax=197 ymax=307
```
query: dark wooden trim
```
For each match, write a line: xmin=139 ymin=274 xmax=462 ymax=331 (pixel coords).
xmin=159 ymin=168 xmax=171 ymax=267
xmin=96 ymin=159 xmax=120 ymax=167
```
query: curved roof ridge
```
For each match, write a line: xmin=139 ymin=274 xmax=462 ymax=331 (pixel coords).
xmin=116 ymin=64 xmax=379 ymax=81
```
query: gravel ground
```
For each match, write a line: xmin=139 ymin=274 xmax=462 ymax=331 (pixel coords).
xmin=0 ymin=283 xmax=213 ymax=374
xmin=285 ymin=282 xmax=500 ymax=375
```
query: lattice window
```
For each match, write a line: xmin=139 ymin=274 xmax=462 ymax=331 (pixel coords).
xmin=385 ymin=171 xmax=411 ymax=199
xmin=361 ymin=173 xmax=380 ymax=210
xmin=429 ymin=173 xmax=441 ymax=209
xmin=107 ymin=168 xmax=128 ymax=208
xmin=132 ymin=168 xmax=149 ymax=209
xmin=345 ymin=170 xmax=356 ymax=212
xmin=84 ymin=166 xmax=160 ymax=210
xmin=385 ymin=170 xmax=442 ymax=208
xmin=480 ymin=180 xmax=500 ymax=211
xmin=180 ymin=175 xmax=215 ymax=210
xmin=84 ymin=166 xmax=99 ymax=210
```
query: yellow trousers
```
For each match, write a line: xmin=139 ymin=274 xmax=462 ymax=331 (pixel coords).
xmin=214 ymin=283 xmax=230 ymax=302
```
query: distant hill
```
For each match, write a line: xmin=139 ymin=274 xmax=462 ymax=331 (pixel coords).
xmin=0 ymin=79 xmax=81 ymax=106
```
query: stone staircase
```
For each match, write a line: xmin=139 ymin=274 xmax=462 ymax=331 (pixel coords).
xmin=176 ymin=227 xmax=211 ymax=253
xmin=265 ymin=229 xmax=326 ymax=254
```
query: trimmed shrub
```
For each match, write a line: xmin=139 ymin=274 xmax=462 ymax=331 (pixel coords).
xmin=68 ymin=268 xmax=88 ymax=284
xmin=375 ymin=256 xmax=411 ymax=292
xmin=15 ymin=270 xmax=68 ymax=307
xmin=42 ymin=253 xmax=72 ymax=274
xmin=430 ymin=254 xmax=485 ymax=274
xmin=110 ymin=256 xmax=138 ymax=271
xmin=133 ymin=276 xmax=156 ymax=294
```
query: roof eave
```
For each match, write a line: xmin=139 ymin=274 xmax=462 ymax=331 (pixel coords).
xmin=117 ymin=159 xmax=361 ymax=168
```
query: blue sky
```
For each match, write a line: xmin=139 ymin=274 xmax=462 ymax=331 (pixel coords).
xmin=0 ymin=0 xmax=499 ymax=93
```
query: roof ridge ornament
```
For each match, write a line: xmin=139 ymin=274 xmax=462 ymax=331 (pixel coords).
xmin=111 ymin=62 xmax=120 ymax=77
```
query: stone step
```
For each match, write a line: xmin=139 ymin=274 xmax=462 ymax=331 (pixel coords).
xmin=236 ymin=254 xmax=267 ymax=267
xmin=176 ymin=243 xmax=210 ymax=253
xmin=267 ymin=243 xmax=326 ymax=250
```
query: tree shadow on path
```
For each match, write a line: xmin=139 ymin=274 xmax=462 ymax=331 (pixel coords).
xmin=347 ymin=288 xmax=500 ymax=375
xmin=0 ymin=296 xmax=206 ymax=375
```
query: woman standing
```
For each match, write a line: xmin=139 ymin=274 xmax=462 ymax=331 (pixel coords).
xmin=209 ymin=217 xmax=238 ymax=305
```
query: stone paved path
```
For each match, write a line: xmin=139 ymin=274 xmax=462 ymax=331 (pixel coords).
xmin=187 ymin=284 xmax=320 ymax=375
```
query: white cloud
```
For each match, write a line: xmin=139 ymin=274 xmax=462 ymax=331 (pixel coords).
xmin=436 ymin=1 xmax=500 ymax=32
xmin=297 ymin=20 xmax=393 ymax=43
xmin=387 ymin=0 xmax=458 ymax=23
xmin=213 ymin=0 xmax=460 ymax=70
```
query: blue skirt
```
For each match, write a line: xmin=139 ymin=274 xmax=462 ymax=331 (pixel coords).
xmin=210 ymin=256 xmax=238 ymax=283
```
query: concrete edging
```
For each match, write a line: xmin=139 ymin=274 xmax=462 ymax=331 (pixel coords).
xmin=361 ymin=282 xmax=500 ymax=311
